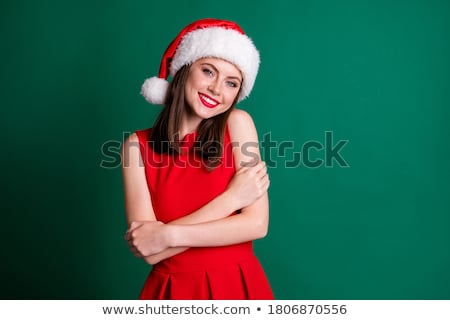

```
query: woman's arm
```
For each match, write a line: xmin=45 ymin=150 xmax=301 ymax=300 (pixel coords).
xmin=122 ymin=130 xmax=267 ymax=262
xmin=128 ymin=109 xmax=270 ymax=255
xmin=169 ymin=109 xmax=270 ymax=246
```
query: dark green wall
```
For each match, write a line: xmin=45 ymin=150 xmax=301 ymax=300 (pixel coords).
xmin=2 ymin=0 xmax=449 ymax=299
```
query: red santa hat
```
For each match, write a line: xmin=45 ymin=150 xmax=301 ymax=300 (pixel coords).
xmin=141 ymin=18 xmax=260 ymax=105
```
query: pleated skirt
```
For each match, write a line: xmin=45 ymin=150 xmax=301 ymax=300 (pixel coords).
xmin=139 ymin=242 xmax=274 ymax=300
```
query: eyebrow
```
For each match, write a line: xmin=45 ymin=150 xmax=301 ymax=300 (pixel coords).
xmin=200 ymin=63 xmax=242 ymax=83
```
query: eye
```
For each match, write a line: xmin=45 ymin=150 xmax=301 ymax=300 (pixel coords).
xmin=202 ymin=68 xmax=214 ymax=77
xmin=226 ymin=81 xmax=238 ymax=88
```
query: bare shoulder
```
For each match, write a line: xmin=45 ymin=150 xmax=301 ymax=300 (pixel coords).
xmin=124 ymin=132 xmax=139 ymax=145
xmin=121 ymin=132 xmax=142 ymax=169
xmin=121 ymin=132 xmax=140 ymax=153
xmin=228 ymin=108 xmax=254 ymax=127
xmin=228 ymin=109 xmax=258 ymax=142
xmin=228 ymin=109 xmax=260 ymax=166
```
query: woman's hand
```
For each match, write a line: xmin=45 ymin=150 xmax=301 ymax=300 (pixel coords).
xmin=226 ymin=160 xmax=270 ymax=210
xmin=124 ymin=221 xmax=171 ymax=257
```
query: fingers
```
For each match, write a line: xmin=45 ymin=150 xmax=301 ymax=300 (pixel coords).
xmin=260 ymin=172 xmax=270 ymax=193
xmin=253 ymin=170 xmax=269 ymax=197
xmin=124 ymin=221 xmax=166 ymax=258
xmin=129 ymin=245 xmax=142 ymax=258
xmin=236 ymin=161 xmax=269 ymax=192
xmin=255 ymin=162 xmax=267 ymax=178
xmin=126 ymin=231 xmax=144 ymax=258
xmin=248 ymin=161 xmax=270 ymax=197
xmin=257 ymin=162 xmax=270 ymax=195
xmin=125 ymin=221 xmax=144 ymax=237
xmin=129 ymin=221 xmax=141 ymax=230
xmin=247 ymin=161 xmax=268 ymax=181
xmin=124 ymin=227 xmax=136 ymax=241
xmin=124 ymin=220 xmax=155 ymax=240
xmin=124 ymin=221 xmax=144 ymax=257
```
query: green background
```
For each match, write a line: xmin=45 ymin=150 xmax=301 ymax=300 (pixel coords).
xmin=2 ymin=0 xmax=449 ymax=299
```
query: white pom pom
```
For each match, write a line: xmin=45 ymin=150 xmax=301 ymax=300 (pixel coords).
xmin=140 ymin=77 xmax=169 ymax=105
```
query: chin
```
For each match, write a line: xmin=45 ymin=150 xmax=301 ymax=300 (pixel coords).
xmin=195 ymin=106 xmax=222 ymax=118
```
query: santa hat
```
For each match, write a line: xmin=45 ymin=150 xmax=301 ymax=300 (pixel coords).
xmin=141 ymin=18 xmax=260 ymax=105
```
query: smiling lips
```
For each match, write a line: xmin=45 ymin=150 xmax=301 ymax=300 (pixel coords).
xmin=198 ymin=93 xmax=220 ymax=108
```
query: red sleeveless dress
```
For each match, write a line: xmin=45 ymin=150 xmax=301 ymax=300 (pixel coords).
xmin=135 ymin=127 xmax=274 ymax=300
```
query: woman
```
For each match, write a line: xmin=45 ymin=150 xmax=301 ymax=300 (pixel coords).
xmin=122 ymin=18 xmax=273 ymax=299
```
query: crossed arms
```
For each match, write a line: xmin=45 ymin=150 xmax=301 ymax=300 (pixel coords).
xmin=121 ymin=109 xmax=270 ymax=265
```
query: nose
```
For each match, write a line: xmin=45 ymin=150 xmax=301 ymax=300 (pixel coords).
xmin=207 ymin=79 xmax=220 ymax=96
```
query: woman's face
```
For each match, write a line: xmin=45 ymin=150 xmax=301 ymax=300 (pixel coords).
xmin=184 ymin=57 xmax=242 ymax=120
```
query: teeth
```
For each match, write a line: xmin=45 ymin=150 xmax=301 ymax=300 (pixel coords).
xmin=200 ymin=94 xmax=218 ymax=106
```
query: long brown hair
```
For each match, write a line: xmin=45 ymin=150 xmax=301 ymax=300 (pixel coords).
xmin=150 ymin=64 xmax=240 ymax=169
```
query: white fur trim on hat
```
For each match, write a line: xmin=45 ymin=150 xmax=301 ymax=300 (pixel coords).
xmin=170 ymin=27 xmax=260 ymax=102
xmin=141 ymin=77 xmax=169 ymax=105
